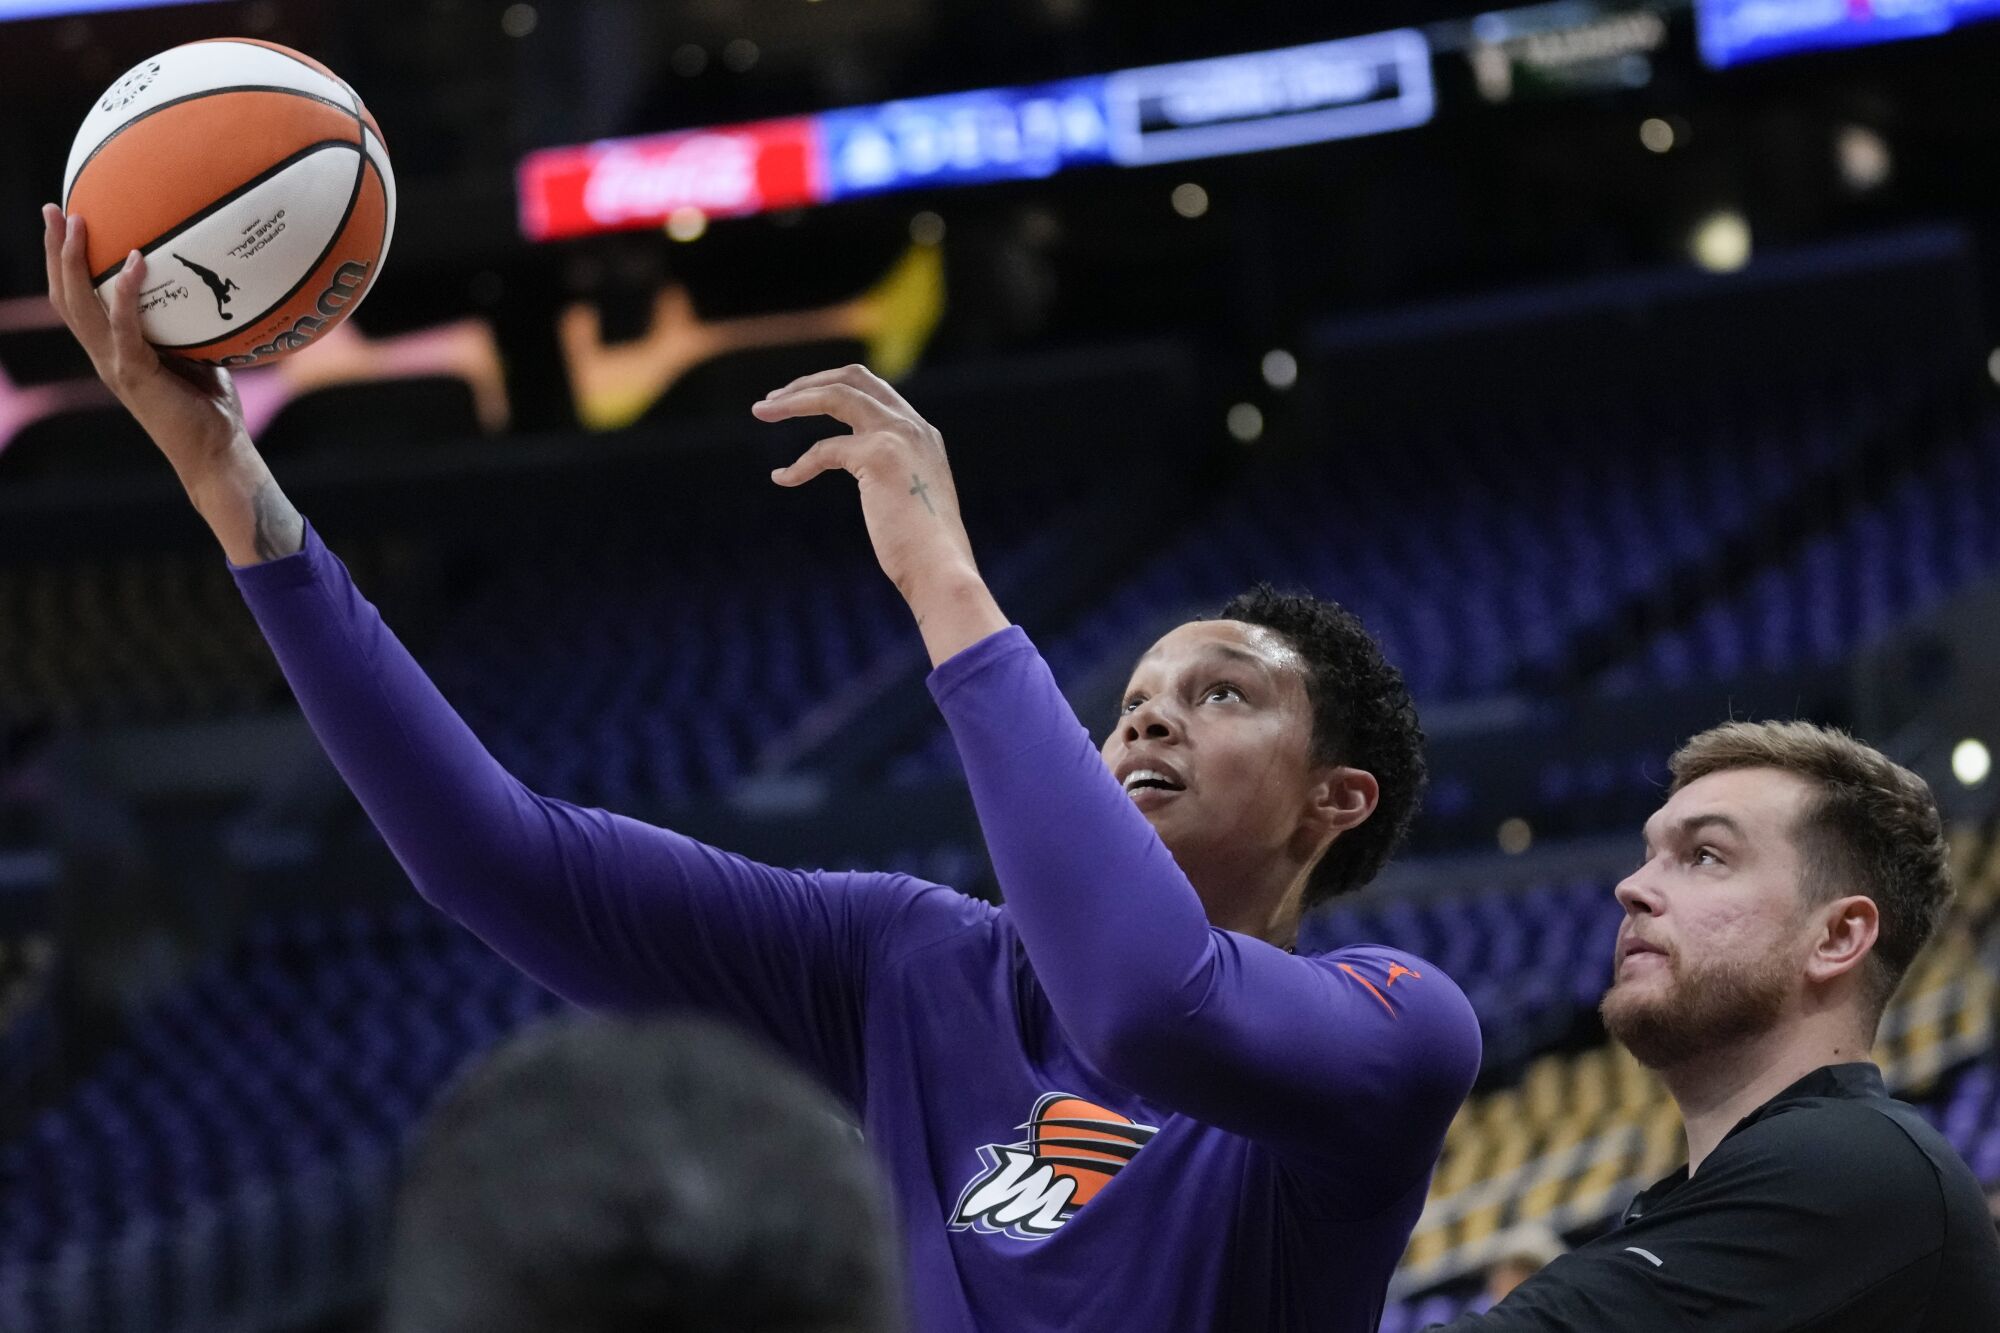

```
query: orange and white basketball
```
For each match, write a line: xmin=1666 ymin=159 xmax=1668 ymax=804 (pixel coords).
xmin=62 ymin=38 xmax=396 ymax=369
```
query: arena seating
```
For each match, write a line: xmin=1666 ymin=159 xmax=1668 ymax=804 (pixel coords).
xmin=0 ymin=554 xmax=280 ymax=732
xmin=0 ymin=342 xmax=1197 ymax=814
xmin=1057 ymin=370 xmax=1933 ymax=697
xmin=0 ymin=539 xmax=429 ymax=735
xmin=7 ymin=346 xmax=1984 ymax=819
xmin=423 ymin=468 xmax=1089 ymax=809
xmin=0 ymin=904 xmax=558 ymax=1333
xmin=0 ymin=466 xmax=1079 ymax=806
xmin=1607 ymin=410 xmax=2000 ymax=689
xmin=887 ymin=372 xmax=1969 ymax=788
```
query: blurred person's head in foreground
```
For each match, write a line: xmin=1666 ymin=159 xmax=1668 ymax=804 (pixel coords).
xmin=383 ymin=1014 xmax=900 ymax=1333
xmin=1104 ymin=584 xmax=1426 ymax=945
xmin=1602 ymin=721 xmax=1950 ymax=1084
xmin=1481 ymin=1222 xmax=1568 ymax=1306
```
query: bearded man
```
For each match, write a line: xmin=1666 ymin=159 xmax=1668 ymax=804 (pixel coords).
xmin=1435 ymin=721 xmax=2000 ymax=1332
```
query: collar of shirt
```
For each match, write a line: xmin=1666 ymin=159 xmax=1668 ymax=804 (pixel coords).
xmin=1620 ymin=1062 xmax=1885 ymax=1224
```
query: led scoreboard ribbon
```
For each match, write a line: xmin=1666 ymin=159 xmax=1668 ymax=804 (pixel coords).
xmin=0 ymin=0 xmax=229 ymax=15
xmin=1697 ymin=0 xmax=2000 ymax=67
xmin=518 ymin=29 xmax=1435 ymax=242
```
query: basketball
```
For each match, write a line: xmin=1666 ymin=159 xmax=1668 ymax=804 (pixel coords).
xmin=61 ymin=39 xmax=395 ymax=369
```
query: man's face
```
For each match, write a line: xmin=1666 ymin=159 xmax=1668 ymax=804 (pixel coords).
xmin=1602 ymin=768 xmax=1820 ymax=1069
xmin=1100 ymin=620 xmax=1331 ymax=893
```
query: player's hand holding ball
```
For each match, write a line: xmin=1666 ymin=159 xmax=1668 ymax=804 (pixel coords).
xmin=43 ymin=208 xmax=250 ymax=494
xmin=39 ymin=39 xmax=393 ymax=565
xmin=46 ymin=209 xmax=301 ymax=565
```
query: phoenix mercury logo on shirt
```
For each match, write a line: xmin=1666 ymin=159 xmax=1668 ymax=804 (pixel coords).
xmin=951 ymin=1093 xmax=1159 ymax=1241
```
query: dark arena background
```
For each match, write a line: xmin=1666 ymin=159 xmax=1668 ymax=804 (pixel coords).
xmin=4 ymin=1 xmax=2000 ymax=1329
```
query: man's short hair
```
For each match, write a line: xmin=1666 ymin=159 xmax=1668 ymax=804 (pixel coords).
xmin=1668 ymin=720 xmax=1952 ymax=1021
xmin=1211 ymin=584 xmax=1427 ymax=907
xmin=383 ymin=1015 xmax=900 ymax=1333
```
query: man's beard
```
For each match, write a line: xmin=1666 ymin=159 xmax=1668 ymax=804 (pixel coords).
xmin=1600 ymin=946 xmax=1792 ymax=1070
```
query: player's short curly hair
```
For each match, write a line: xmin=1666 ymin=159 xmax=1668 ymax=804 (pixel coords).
xmin=1210 ymin=585 xmax=1427 ymax=908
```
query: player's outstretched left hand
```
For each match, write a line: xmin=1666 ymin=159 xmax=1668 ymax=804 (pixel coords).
xmin=753 ymin=364 xmax=979 ymax=605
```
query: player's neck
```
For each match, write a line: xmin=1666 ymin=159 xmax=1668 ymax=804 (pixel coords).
xmin=1186 ymin=859 xmax=1305 ymax=947
xmin=1664 ymin=1009 xmax=1874 ymax=1174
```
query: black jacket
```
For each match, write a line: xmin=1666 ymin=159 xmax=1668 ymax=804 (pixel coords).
xmin=1433 ymin=1063 xmax=2000 ymax=1332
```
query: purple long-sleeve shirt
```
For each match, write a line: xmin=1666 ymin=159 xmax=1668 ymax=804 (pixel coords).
xmin=232 ymin=526 xmax=1481 ymax=1332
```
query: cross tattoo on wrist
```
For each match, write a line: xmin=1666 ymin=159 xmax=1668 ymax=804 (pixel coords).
xmin=910 ymin=473 xmax=936 ymax=515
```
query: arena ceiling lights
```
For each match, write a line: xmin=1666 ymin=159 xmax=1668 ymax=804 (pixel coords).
xmin=515 ymin=29 xmax=1437 ymax=243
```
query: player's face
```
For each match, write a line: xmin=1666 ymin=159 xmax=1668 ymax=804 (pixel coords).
xmin=1601 ymin=768 xmax=1818 ymax=1069
xmin=1102 ymin=621 xmax=1331 ymax=891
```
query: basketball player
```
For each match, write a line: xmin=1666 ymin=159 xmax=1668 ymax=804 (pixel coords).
xmin=43 ymin=206 xmax=1480 ymax=1332
xmin=1433 ymin=723 xmax=2000 ymax=1331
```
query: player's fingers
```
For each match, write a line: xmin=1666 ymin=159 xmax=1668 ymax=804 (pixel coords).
xmin=751 ymin=382 xmax=899 ymax=434
xmin=41 ymin=205 xmax=66 ymax=313
xmin=760 ymin=364 xmax=873 ymax=401
xmin=58 ymin=214 xmax=113 ymax=344
xmin=105 ymin=253 xmax=156 ymax=373
xmin=770 ymin=435 xmax=862 ymax=487
xmin=840 ymin=365 xmax=921 ymax=420
xmin=763 ymin=364 xmax=917 ymax=418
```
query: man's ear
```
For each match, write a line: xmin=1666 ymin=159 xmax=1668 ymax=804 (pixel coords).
xmin=1307 ymin=766 xmax=1378 ymax=839
xmin=1805 ymin=894 xmax=1880 ymax=987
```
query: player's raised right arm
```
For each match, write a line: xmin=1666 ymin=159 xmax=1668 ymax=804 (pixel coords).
xmin=38 ymin=207 xmax=966 ymax=1109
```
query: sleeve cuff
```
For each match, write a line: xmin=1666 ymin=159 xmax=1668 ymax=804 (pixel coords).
xmin=925 ymin=623 xmax=1035 ymax=706
xmin=228 ymin=520 xmax=325 ymax=593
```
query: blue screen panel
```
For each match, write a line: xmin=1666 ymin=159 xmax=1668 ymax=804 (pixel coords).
xmin=1102 ymin=30 xmax=1435 ymax=167
xmin=0 ymin=0 xmax=226 ymax=17
xmin=821 ymin=79 xmax=1113 ymax=201
xmin=1699 ymin=0 xmax=2000 ymax=68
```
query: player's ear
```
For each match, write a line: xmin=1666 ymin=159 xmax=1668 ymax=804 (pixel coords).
xmin=1306 ymin=766 xmax=1377 ymax=838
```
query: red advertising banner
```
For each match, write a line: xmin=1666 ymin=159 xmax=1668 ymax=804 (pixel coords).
xmin=518 ymin=117 xmax=825 ymax=240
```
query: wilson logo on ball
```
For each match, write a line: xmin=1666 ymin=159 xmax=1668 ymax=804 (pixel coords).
xmin=212 ymin=260 xmax=371 ymax=368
